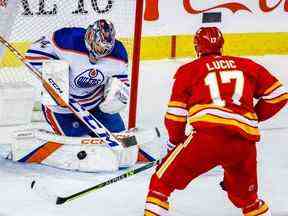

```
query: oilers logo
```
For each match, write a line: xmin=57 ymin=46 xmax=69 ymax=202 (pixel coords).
xmin=74 ymin=69 xmax=104 ymax=88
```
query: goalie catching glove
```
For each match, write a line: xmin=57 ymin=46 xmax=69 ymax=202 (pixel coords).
xmin=99 ymin=77 xmax=129 ymax=114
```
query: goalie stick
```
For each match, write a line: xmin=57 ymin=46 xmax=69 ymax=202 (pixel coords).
xmin=31 ymin=159 xmax=159 ymax=205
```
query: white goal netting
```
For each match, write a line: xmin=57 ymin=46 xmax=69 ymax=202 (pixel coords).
xmin=0 ymin=0 xmax=137 ymax=114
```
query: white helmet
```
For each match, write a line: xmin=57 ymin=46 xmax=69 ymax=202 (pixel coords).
xmin=85 ymin=19 xmax=116 ymax=59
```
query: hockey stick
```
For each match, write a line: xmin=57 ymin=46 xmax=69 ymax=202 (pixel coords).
xmin=0 ymin=35 xmax=123 ymax=150
xmin=30 ymin=160 xmax=159 ymax=205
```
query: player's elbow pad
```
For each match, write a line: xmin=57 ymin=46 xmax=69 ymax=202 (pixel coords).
xmin=255 ymin=98 xmax=287 ymax=122
xmin=99 ymin=77 xmax=129 ymax=114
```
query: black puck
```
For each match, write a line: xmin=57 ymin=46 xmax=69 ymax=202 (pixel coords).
xmin=77 ymin=150 xmax=87 ymax=160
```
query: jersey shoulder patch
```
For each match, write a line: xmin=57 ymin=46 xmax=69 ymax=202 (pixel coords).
xmin=108 ymin=40 xmax=128 ymax=63
xmin=52 ymin=27 xmax=88 ymax=55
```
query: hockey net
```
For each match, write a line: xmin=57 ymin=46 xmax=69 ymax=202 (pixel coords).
xmin=0 ymin=0 xmax=142 ymax=125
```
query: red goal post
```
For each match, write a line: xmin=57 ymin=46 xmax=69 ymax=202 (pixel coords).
xmin=0 ymin=0 xmax=144 ymax=128
xmin=128 ymin=0 xmax=144 ymax=129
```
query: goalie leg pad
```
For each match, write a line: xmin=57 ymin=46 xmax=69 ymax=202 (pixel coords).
xmin=11 ymin=128 xmax=162 ymax=172
xmin=11 ymin=129 xmax=120 ymax=172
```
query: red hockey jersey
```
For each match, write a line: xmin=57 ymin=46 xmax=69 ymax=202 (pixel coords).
xmin=165 ymin=55 xmax=288 ymax=143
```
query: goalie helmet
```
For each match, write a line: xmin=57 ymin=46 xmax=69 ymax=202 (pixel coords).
xmin=85 ymin=19 xmax=116 ymax=59
xmin=194 ymin=27 xmax=224 ymax=57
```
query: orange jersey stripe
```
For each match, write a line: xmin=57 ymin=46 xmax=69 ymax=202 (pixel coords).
xmin=188 ymin=104 xmax=258 ymax=121
xmin=263 ymin=81 xmax=282 ymax=96
xmin=168 ymin=101 xmax=187 ymax=108
xmin=165 ymin=113 xmax=187 ymax=122
xmin=188 ymin=114 xmax=260 ymax=136
xmin=264 ymin=93 xmax=288 ymax=104
xmin=189 ymin=104 xmax=230 ymax=116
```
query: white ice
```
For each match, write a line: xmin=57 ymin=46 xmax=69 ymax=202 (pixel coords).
xmin=0 ymin=56 xmax=287 ymax=216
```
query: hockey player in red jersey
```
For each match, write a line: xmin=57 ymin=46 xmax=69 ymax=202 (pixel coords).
xmin=144 ymin=27 xmax=288 ymax=216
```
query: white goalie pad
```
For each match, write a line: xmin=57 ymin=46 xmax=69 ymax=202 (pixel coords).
xmin=9 ymin=127 xmax=163 ymax=172
xmin=41 ymin=60 xmax=69 ymax=106
xmin=10 ymin=129 xmax=140 ymax=172
xmin=99 ymin=77 xmax=129 ymax=114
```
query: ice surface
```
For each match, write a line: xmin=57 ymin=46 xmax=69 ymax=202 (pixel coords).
xmin=0 ymin=56 xmax=287 ymax=216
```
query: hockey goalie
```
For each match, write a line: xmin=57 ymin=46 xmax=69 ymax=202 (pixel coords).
xmin=8 ymin=19 xmax=162 ymax=172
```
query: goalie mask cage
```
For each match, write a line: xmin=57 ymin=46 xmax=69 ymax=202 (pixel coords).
xmin=0 ymin=0 xmax=143 ymax=128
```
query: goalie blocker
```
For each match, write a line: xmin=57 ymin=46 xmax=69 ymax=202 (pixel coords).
xmin=9 ymin=128 xmax=163 ymax=172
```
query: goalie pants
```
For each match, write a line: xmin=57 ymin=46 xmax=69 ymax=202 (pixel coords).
xmin=149 ymin=128 xmax=259 ymax=208
xmin=42 ymin=105 xmax=125 ymax=136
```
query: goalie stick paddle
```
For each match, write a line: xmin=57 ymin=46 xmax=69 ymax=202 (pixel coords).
xmin=30 ymin=160 xmax=159 ymax=205
xmin=0 ymin=35 xmax=123 ymax=150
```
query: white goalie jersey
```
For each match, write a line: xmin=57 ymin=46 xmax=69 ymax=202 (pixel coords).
xmin=25 ymin=27 xmax=130 ymax=113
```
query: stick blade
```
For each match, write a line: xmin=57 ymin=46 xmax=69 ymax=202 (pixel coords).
xmin=56 ymin=196 xmax=67 ymax=205
xmin=31 ymin=180 xmax=36 ymax=189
